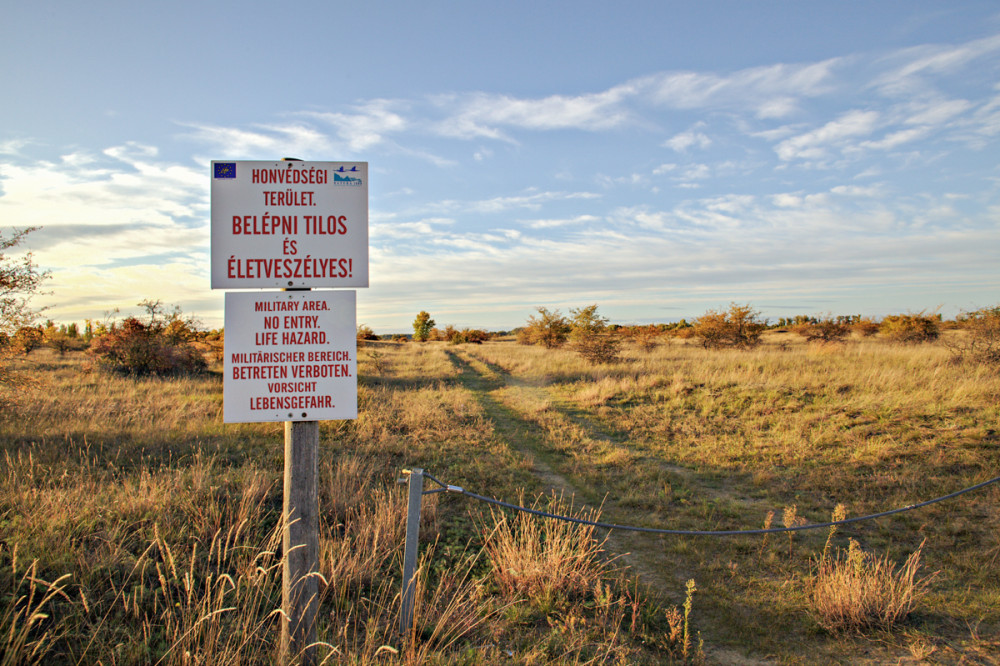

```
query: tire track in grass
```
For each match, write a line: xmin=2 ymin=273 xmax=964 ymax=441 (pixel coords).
xmin=445 ymin=347 xmax=781 ymax=665
xmin=442 ymin=351 xmax=709 ymax=594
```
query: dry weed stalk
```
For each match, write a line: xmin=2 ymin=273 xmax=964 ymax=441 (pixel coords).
xmin=1 ymin=548 xmax=72 ymax=666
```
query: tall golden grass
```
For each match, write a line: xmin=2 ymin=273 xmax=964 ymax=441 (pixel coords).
xmin=2 ymin=332 xmax=997 ymax=663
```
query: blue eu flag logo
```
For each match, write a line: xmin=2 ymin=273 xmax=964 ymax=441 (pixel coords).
xmin=214 ymin=163 xmax=236 ymax=179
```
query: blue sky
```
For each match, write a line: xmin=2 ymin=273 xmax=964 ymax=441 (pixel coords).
xmin=2 ymin=1 xmax=999 ymax=333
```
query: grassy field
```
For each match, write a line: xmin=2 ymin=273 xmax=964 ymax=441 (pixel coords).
xmin=1 ymin=332 xmax=998 ymax=664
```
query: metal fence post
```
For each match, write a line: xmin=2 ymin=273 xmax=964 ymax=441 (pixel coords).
xmin=399 ymin=468 xmax=423 ymax=638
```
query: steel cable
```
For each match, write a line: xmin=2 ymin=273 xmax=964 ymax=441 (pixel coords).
xmin=421 ymin=471 xmax=1000 ymax=536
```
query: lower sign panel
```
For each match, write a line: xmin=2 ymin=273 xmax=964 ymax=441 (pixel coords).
xmin=224 ymin=290 xmax=357 ymax=423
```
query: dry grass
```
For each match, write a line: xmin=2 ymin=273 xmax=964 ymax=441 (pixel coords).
xmin=458 ymin=335 xmax=999 ymax=661
xmin=481 ymin=494 xmax=611 ymax=608
xmin=812 ymin=539 xmax=933 ymax=633
xmin=2 ymin=348 xmax=687 ymax=664
xmin=1 ymin=551 xmax=72 ymax=666
xmin=2 ymin=336 xmax=998 ymax=663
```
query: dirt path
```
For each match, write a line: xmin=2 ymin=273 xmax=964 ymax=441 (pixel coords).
xmin=443 ymin=349 xmax=782 ymax=664
xmin=442 ymin=350 xmax=759 ymax=605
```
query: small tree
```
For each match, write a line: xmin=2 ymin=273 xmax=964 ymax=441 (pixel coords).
xmin=448 ymin=327 xmax=488 ymax=345
xmin=1 ymin=228 xmax=52 ymax=405
xmin=412 ymin=311 xmax=435 ymax=342
xmin=11 ymin=326 xmax=45 ymax=354
xmin=521 ymin=307 xmax=570 ymax=348
xmin=693 ymin=303 xmax=766 ymax=350
xmin=569 ymin=304 xmax=621 ymax=364
xmin=46 ymin=329 xmax=85 ymax=355
xmin=1 ymin=227 xmax=51 ymax=336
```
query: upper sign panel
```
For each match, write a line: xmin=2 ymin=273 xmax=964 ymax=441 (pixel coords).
xmin=211 ymin=161 xmax=369 ymax=289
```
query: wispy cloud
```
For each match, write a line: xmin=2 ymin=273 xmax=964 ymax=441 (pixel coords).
xmin=775 ymin=109 xmax=881 ymax=161
xmin=431 ymin=85 xmax=636 ymax=140
xmin=638 ymin=59 xmax=842 ymax=118
xmin=179 ymin=122 xmax=335 ymax=159
xmin=301 ymin=100 xmax=408 ymax=151
xmin=872 ymin=33 xmax=1000 ymax=97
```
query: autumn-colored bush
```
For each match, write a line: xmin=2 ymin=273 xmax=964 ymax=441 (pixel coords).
xmin=89 ymin=316 xmax=206 ymax=376
xmin=520 ymin=307 xmax=570 ymax=348
xmin=11 ymin=326 xmax=44 ymax=354
xmin=946 ymin=306 xmax=1000 ymax=365
xmin=621 ymin=324 xmax=662 ymax=352
xmin=357 ymin=324 xmax=379 ymax=341
xmin=852 ymin=318 xmax=880 ymax=337
xmin=693 ymin=303 xmax=766 ymax=350
xmin=448 ymin=328 xmax=488 ymax=344
xmin=795 ymin=317 xmax=850 ymax=344
xmin=880 ymin=312 xmax=940 ymax=344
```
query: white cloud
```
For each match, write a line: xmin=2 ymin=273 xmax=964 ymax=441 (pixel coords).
xmin=830 ymin=184 xmax=883 ymax=197
xmin=664 ymin=127 xmax=712 ymax=152
xmin=873 ymin=34 xmax=1000 ymax=97
xmin=858 ymin=127 xmax=929 ymax=151
xmin=432 ymin=84 xmax=636 ymax=140
xmin=772 ymin=193 xmax=802 ymax=208
xmin=180 ymin=122 xmax=335 ymax=159
xmin=640 ymin=58 xmax=841 ymax=117
xmin=902 ymin=98 xmax=973 ymax=125
xmin=775 ymin=109 xmax=880 ymax=161
xmin=302 ymin=100 xmax=408 ymax=151
xmin=0 ymin=139 xmax=31 ymax=156
xmin=523 ymin=214 xmax=600 ymax=229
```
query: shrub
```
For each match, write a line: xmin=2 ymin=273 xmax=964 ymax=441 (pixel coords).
xmin=852 ymin=318 xmax=880 ymax=337
xmin=570 ymin=304 xmax=621 ymax=364
xmin=946 ymin=306 xmax=1000 ymax=365
xmin=880 ymin=312 xmax=940 ymax=344
xmin=448 ymin=327 xmax=488 ymax=344
xmin=795 ymin=317 xmax=851 ymax=344
xmin=521 ymin=307 xmax=570 ymax=348
xmin=693 ymin=303 xmax=766 ymax=350
xmin=629 ymin=325 xmax=662 ymax=352
xmin=45 ymin=329 xmax=87 ymax=355
xmin=11 ymin=326 xmax=44 ymax=354
xmin=356 ymin=324 xmax=378 ymax=341
xmin=89 ymin=316 xmax=206 ymax=376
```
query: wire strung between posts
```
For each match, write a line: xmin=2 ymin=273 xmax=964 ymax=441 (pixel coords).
xmin=421 ymin=471 xmax=1000 ymax=537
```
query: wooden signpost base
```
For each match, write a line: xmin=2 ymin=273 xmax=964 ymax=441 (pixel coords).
xmin=281 ymin=420 xmax=319 ymax=665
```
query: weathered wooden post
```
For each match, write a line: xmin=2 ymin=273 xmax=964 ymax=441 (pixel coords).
xmin=281 ymin=418 xmax=320 ymax=663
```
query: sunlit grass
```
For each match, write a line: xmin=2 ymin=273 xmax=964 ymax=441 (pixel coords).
xmin=2 ymin=336 xmax=998 ymax=663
